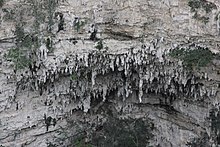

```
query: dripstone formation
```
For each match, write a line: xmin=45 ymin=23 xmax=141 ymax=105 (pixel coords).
xmin=1 ymin=0 xmax=220 ymax=146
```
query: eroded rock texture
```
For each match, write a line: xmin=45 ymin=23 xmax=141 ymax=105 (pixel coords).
xmin=1 ymin=0 xmax=220 ymax=146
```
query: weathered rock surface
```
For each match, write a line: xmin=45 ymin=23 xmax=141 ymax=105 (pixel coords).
xmin=1 ymin=0 xmax=220 ymax=146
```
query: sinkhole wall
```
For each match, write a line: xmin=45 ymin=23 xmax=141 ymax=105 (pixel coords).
xmin=0 ymin=0 xmax=220 ymax=146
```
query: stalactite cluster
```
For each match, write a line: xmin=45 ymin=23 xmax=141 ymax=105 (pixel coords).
xmin=17 ymin=43 xmax=217 ymax=113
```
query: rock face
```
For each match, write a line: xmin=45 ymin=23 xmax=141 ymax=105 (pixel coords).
xmin=1 ymin=0 xmax=220 ymax=146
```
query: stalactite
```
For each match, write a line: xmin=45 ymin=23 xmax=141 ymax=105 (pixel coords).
xmin=92 ymin=70 xmax=97 ymax=87
xmin=217 ymin=13 xmax=220 ymax=35
xmin=102 ymin=85 xmax=107 ymax=102
xmin=15 ymin=40 xmax=217 ymax=114
xmin=139 ymin=77 xmax=143 ymax=103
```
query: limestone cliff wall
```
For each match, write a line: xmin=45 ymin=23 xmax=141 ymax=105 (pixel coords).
xmin=0 ymin=0 xmax=220 ymax=146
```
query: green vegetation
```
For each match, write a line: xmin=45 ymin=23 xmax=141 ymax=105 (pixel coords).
xmin=6 ymin=25 xmax=39 ymax=70
xmin=44 ymin=114 xmax=56 ymax=131
xmin=53 ymin=116 xmax=154 ymax=147
xmin=210 ymin=108 xmax=220 ymax=138
xmin=46 ymin=0 xmax=58 ymax=32
xmin=0 ymin=0 xmax=4 ymax=7
xmin=56 ymin=12 xmax=64 ymax=32
xmin=192 ymin=13 xmax=209 ymax=24
xmin=15 ymin=24 xmax=25 ymax=43
xmin=7 ymin=48 xmax=32 ymax=70
xmin=70 ymin=72 xmax=78 ymax=81
xmin=73 ymin=136 xmax=93 ymax=147
xmin=46 ymin=37 xmax=53 ymax=52
xmin=206 ymin=107 xmax=220 ymax=145
xmin=26 ymin=0 xmax=59 ymax=33
xmin=186 ymin=106 xmax=220 ymax=146
xmin=90 ymin=117 xmax=154 ymax=147
xmin=95 ymin=40 xmax=104 ymax=50
xmin=187 ymin=107 xmax=220 ymax=146
xmin=47 ymin=142 xmax=57 ymax=147
xmin=186 ymin=133 xmax=210 ymax=147
xmin=4 ymin=0 xmax=60 ymax=71
xmin=188 ymin=0 xmax=217 ymax=13
xmin=74 ymin=19 xmax=87 ymax=32
xmin=169 ymin=47 xmax=213 ymax=69
xmin=188 ymin=0 xmax=217 ymax=23
xmin=2 ymin=8 xmax=15 ymax=20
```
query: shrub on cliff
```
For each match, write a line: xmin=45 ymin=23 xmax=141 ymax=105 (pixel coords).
xmin=169 ymin=47 xmax=213 ymax=69
xmin=188 ymin=0 xmax=217 ymax=24
xmin=7 ymin=48 xmax=32 ymax=70
xmin=90 ymin=117 xmax=154 ymax=147
xmin=54 ymin=116 xmax=154 ymax=147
